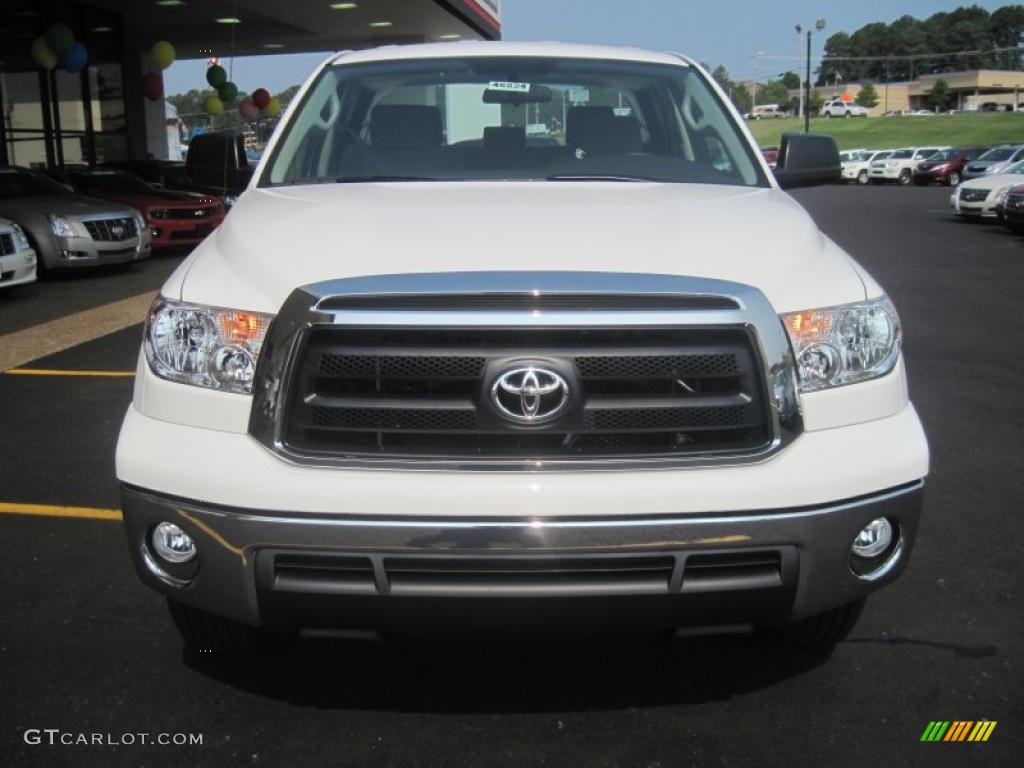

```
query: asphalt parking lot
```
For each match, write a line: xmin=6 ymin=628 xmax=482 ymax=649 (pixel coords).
xmin=1 ymin=185 xmax=1022 ymax=767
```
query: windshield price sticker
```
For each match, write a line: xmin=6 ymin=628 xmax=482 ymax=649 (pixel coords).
xmin=488 ymin=81 xmax=531 ymax=93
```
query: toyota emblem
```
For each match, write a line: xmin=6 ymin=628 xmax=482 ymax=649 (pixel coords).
xmin=491 ymin=366 xmax=570 ymax=423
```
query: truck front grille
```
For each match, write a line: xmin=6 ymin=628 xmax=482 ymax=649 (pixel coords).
xmin=279 ymin=326 xmax=773 ymax=462
xmin=83 ymin=217 xmax=137 ymax=242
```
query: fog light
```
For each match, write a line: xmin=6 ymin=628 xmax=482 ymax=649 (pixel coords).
xmin=152 ymin=522 xmax=196 ymax=563
xmin=852 ymin=518 xmax=893 ymax=558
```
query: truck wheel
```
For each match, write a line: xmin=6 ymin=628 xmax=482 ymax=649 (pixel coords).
xmin=167 ymin=599 xmax=292 ymax=656
xmin=844 ymin=111 xmax=851 ymax=119
xmin=765 ymin=599 xmax=866 ymax=649
xmin=898 ymin=169 xmax=912 ymax=185
xmin=857 ymin=170 xmax=869 ymax=185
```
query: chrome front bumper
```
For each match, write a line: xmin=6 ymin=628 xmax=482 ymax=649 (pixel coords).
xmin=122 ymin=481 xmax=924 ymax=633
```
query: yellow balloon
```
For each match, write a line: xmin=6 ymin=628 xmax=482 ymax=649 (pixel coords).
xmin=151 ymin=40 xmax=176 ymax=70
xmin=204 ymin=95 xmax=224 ymax=115
xmin=30 ymin=36 xmax=58 ymax=70
xmin=263 ymin=96 xmax=282 ymax=118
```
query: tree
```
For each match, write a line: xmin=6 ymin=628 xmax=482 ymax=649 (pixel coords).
xmin=928 ymin=78 xmax=951 ymax=110
xmin=781 ymin=71 xmax=801 ymax=90
xmin=855 ymin=83 xmax=880 ymax=108
xmin=758 ymin=81 xmax=792 ymax=110
xmin=808 ymin=92 xmax=825 ymax=115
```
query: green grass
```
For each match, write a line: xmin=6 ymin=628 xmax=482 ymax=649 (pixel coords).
xmin=747 ymin=111 xmax=1024 ymax=150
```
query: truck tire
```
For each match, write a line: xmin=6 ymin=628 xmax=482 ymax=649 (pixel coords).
xmin=898 ymin=169 xmax=912 ymax=185
xmin=765 ymin=598 xmax=866 ymax=649
xmin=857 ymin=170 xmax=869 ymax=184
xmin=843 ymin=111 xmax=851 ymax=118
xmin=167 ymin=599 xmax=292 ymax=655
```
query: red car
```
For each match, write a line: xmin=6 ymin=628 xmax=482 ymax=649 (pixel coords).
xmin=912 ymin=146 xmax=987 ymax=187
xmin=996 ymin=184 xmax=1024 ymax=233
xmin=761 ymin=147 xmax=779 ymax=168
xmin=67 ymin=168 xmax=224 ymax=249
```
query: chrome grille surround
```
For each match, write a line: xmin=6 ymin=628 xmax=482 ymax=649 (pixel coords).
xmin=249 ymin=272 xmax=802 ymax=471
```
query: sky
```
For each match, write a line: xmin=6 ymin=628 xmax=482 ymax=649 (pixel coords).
xmin=163 ymin=0 xmax=1012 ymax=96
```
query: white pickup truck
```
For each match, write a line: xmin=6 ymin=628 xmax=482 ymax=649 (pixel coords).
xmin=116 ymin=42 xmax=928 ymax=655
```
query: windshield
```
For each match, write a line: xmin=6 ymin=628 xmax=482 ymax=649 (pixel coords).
xmin=1005 ymin=161 xmax=1024 ymax=175
xmin=263 ymin=56 xmax=767 ymax=187
xmin=0 ymin=169 xmax=70 ymax=198
xmin=69 ymin=170 xmax=154 ymax=194
xmin=929 ymin=149 xmax=957 ymax=161
xmin=979 ymin=147 xmax=1016 ymax=161
xmin=890 ymin=150 xmax=913 ymax=159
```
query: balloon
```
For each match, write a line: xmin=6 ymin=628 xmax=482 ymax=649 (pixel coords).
xmin=206 ymin=64 xmax=227 ymax=87
xmin=239 ymin=97 xmax=260 ymax=120
xmin=263 ymin=97 xmax=282 ymax=118
xmin=251 ymin=88 xmax=271 ymax=110
xmin=151 ymin=40 xmax=176 ymax=70
xmin=204 ymin=95 xmax=224 ymax=115
xmin=45 ymin=23 xmax=75 ymax=57
xmin=61 ymin=42 xmax=88 ymax=74
xmin=142 ymin=72 xmax=164 ymax=101
xmin=217 ymin=81 xmax=238 ymax=104
xmin=30 ymin=37 xmax=58 ymax=70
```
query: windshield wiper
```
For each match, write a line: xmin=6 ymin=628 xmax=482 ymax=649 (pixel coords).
xmin=336 ymin=175 xmax=443 ymax=183
xmin=545 ymin=173 xmax=661 ymax=182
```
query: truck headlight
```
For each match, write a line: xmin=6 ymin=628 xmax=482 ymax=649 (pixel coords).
xmin=144 ymin=298 xmax=273 ymax=394
xmin=780 ymin=297 xmax=901 ymax=392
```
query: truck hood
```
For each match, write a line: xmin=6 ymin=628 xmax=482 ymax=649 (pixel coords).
xmin=177 ymin=182 xmax=868 ymax=314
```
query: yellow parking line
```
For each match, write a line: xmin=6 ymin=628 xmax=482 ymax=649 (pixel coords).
xmin=0 ymin=291 xmax=153 ymax=372
xmin=0 ymin=502 xmax=122 ymax=521
xmin=4 ymin=369 xmax=135 ymax=378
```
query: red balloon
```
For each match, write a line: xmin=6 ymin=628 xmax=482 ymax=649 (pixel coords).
xmin=142 ymin=72 xmax=164 ymax=101
xmin=252 ymin=87 xmax=271 ymax=109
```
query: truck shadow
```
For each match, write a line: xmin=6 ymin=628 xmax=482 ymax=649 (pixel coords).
xmin=182 ymin=634 xmax=837 ymax=713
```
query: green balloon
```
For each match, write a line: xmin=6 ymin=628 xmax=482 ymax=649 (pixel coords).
xmin=45 ymin=23 xmax=75 ymax=57
xmin=217 ymin=81 xmax=238 ymax=104
xmin=206 ymin=64 xmax=227 ymax=87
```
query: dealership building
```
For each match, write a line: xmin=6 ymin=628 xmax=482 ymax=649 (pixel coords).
xmin=0 ymin=0 xmax=502 ymax=169
xmin=800 ymin=69 xmax=1023 ymax=116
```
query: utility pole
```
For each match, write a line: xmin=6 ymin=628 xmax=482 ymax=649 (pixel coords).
xmin=796 ymin=24 xmax=804 ymax=120
xmin=805 ymin=18 xmax=826 ymax=133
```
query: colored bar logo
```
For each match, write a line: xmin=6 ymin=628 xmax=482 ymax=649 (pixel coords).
xmin=921 ymin=721 xmax=997 ymax=742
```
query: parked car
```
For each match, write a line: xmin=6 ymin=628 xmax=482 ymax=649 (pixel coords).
xmin=882 ymin=109 xmax=912 ymax=117
xmin=912 ymin=146 xmax=987 ymax=187
xmin=841 ymin=149 xmax=891 ymax=184
xmin=908 ymin=109 xmax=934 ymax=116
xmin=0 ymin=217 xmax=37 ymax=289
xmin=0 ymin=167 xmax=150 ymax=272
xmin=821 ymin=99 xmax=869 ymax=118
xmin=996 ymin=184 xmax=1024 ymax=232
xmin=869 ymin=147 xmax=946 ymax=185
xmin=962 ymin=145 xmax=1024 ymax=181
xmin=950 ymin=160 xmax=1024 ymax=220
xmin=66 ymin=168 xmax=225 ymax=251
xmin=761 ymin=147 xmax=779 ymax=168
xmin=116 ymin=42 xmax=926 ymax=656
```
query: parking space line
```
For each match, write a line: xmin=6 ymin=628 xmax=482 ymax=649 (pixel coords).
xmin=0 ymin=291 xmax=153 ymax=372
xmin=0 ymin=502 xmax=122 ymax=521
xmin=4 ymin=368 xmax=136 ymax=378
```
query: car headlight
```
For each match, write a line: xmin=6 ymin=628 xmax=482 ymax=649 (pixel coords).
xmin=10 ymin=223 xmax=30 ymax=250
xmin=49 ymin=215 xmax=77 ymax=238
xmin=780 ymin=297 xmax=901 ymax=393
xmin=144 ymin=298 xmax=274 ymax=394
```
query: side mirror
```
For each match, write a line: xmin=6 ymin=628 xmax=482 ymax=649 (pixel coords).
xmin=773 ymin=132 xmax=840 ymax=189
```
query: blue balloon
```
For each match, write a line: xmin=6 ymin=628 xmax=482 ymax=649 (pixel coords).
xmin=61 ymin=42 xmax=88 ymax=73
